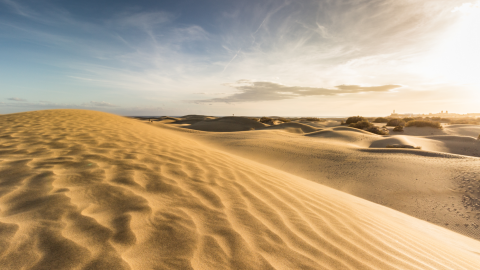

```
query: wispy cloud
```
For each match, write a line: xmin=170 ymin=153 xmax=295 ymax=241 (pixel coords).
xmin=84 ymin=101 xmax=116 ymax=107
xmin=0 ymin=0 xmax=475 ymax=115
xmin=2 ymin=100 xmax=116 ymax=108
xmin=7 ymin=97 xmax=26 ymax=101
xmin=198 ymin=80 xmax=402 ymax=103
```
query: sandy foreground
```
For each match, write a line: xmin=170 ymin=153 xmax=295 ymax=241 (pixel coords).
xmin=1 ymin=110 xmax=480 ymax=269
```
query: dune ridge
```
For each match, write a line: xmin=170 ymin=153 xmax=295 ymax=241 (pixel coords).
xmin=156 ymin=122 xmax=480 ymax=240
xmin=1 ymin=110 xmax=480 ymax=269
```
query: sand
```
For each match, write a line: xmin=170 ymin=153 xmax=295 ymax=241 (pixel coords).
xmin=1 ymin=110 xmax=480 ymax=269
xmin=159 ymin=117 xmax=480 ymax=240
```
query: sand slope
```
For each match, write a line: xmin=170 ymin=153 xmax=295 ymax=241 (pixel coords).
xmin=187 ymin=117 xmax=267 ymax=132
xmin=1 ymin=110 xmax=480 ymax=269
xmin=166 ymin=124 xmax=480 ymax=239
xmin=261 ymin=122 xmax=318 ymax=134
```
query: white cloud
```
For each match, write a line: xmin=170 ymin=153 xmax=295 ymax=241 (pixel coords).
xmin=198 ymin=80 xmax=402 ymax=103
xmin=84 ymin=101 xmax=116 ymax=107
xmin=452 ymin=2 xmax=480 ymax=13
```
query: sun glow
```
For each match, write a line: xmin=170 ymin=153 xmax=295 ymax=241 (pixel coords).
xmin=422 ymin=2 xmax=480 ymax=86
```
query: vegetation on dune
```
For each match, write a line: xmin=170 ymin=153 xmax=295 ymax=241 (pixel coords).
xmin=386 ymin=144 xmax=421 ymax=149
xmin=299 ymin=117 xmax=324 ymax=122
xmin=276 ymin=117 xmax=291 ymax=122
xmin=448 ymin=118 xmax=480 ymax=125
xmin=402 ymin=117 xmax=415 ymax=122
xmin=405 ymin=120 xmax=442 ymax=129
xmin=349 ymin=120 xmax=373 ymax=129
xmin=387 ymin=118 xmax=406 ymax=127
xmin=366 ymin=126 xmax=390 ymax=135
xmin=393 ymin=126 xmax=404 ymax=132
xmin=247 ymin=117 xmax=260 ymax=122
xmin=349 ymin=120 xmax=389 ymax=135
xmin=478 ymin=134 xmax=480 ymax=140
xmin=259 ymin=117 xmax=273 ymax=123
xmin=346 ymin=116 xmax=367 ymax=124
xmin=374 ymin=117 xmax=389 ymax=123
xmin=259 ymin=117 xmax=292 ymax=123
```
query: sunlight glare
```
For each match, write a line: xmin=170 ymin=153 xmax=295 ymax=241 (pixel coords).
xmin=422 ymin=2 xmax=480 ymax=86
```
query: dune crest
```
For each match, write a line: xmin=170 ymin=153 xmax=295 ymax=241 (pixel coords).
xmin=1 ymin=110 xmax=480 ymax=269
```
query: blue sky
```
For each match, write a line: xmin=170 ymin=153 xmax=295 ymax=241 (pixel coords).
xmin=1 ymin=0 xmax=479 ymax=116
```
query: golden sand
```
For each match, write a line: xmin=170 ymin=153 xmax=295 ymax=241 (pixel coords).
xmin=1 ymin=109 xmax=480 ymax=269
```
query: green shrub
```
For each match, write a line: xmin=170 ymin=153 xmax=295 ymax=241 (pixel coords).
xmin=374 ymin=117 xmax=389 ymax=123
xmin=405 ymin=120 xmax=442 ymax=129
xmin=393 ymin=126 xmax=404 ymax=132
xmin=367 ymin=126 xmax=389 ymax=135
xmin=346 ymin=116 xmax=367 ymax=124
xmin=387 ymin=118 xmax=406 ymax=127
xmin=349 ymin=120 xmax=374 ymax=129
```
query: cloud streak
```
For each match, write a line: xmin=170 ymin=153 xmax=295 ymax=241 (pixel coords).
xmin=84 ymin=101 xmax=116 ymax=107
xmin=199 ymin=80 xmax=402 ymax=103
xmin=0 ymin=0 xmax=475 ymax=115
xmin=7 ymin=97 xmax=26 ymax=101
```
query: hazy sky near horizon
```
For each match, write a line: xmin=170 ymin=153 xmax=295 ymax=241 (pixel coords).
xmin=1 ymin=0 xmax=479 ymax=116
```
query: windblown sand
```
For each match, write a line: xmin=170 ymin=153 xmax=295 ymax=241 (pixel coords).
xmin=1 ymin=110 xmax=480 ymax=269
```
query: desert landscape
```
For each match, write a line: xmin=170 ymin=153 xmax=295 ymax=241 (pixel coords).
xmin=2 ymin=0 xmax=480 ymax=269
xmin=1 ymin=109 xmax=480 ymax=269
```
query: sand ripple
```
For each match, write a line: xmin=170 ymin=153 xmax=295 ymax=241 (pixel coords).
xmin=1 ymin=110 xmax=480 ymax=269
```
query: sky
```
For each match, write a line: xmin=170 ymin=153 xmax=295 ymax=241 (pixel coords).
xmin=0 ymin=0 xmax=479 ymax=116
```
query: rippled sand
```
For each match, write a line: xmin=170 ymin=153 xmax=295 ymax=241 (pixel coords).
xmin=1 ymin=109 xmax=480 ymax=269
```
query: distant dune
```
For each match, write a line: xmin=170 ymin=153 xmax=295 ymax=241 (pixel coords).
xmin=261 ymin=122 xmax=318 ymax=133
xmin=187 ymin=116 xmax=267 ymax=132
xmin=158 ymin=116 xmax=480 ymax=240
xmin=1 ymin=110 xmax=480 ymax=269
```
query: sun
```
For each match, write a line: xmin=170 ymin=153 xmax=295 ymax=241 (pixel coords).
xmin=422 ymin=2 xmax=480 ymax=86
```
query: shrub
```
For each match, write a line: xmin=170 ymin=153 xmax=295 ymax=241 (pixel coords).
xmin=374 ymin=117 xmax=389 ymax=123
xmin=259 ymin=117 xmax=273 ymax=123
xmin=449 ymin=118 xmax=480 ymax=125
xmin=276 ymin=117 xmax=291 ymax=122
xmin=349 ymin=120 xmax=374 ymax=129
xmin=387 ymin=118 xmax=406 ymax=127
xmin=386 ymin=144 xmax=421 ymax=149
xmin=393 ymin=126 xmax=404 ymax=132
xmin=346 ymin=116 xmax=367 ymax=124
xmin=405 ymin=120 xmax=442 ymax=129
xmin=403 ymin=117 xmax=415 ymax=122
xmin=367 ymin=126 xmax=389 ymax=135
xmin=340 ymin=120 xmax=345 ymax=125
xmin=478 ymin=134 xmax=480 ymax=140
xmin=300 ymin=117 xmax=323 ymax=122
xmin=247 ymin=117 xmax=259 ymax=121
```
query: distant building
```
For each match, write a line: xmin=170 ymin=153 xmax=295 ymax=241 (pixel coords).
xmin=390 ymin=110 xmax=416 ymax=117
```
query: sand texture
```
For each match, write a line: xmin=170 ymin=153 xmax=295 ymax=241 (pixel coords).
xmin=160 ymin=118 xmax=480 ymax=240
xmin=1 ymin=110 xmax=480 ymax=269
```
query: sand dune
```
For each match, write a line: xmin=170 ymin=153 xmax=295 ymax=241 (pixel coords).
xmin=186 ymin=116 xmax=267 ymax=132
xmin=1 ymin=110 xmax=480 ymax=269
xmin=163 ymin=123 xmax=480 ymax=240
xmin=261 ymin=122 xmax=318 ymax=134
xmin=370 ymin=135 xmax=480 ymax=157
xmin=444 ymin=124 xmax=480 ymax=138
